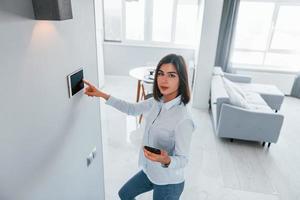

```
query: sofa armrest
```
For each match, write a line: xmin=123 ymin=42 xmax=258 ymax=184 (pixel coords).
xmin=224 ymin=72 xmax=252 ymax=83
xmin=217 ymin=104 xmax=284 ymax=143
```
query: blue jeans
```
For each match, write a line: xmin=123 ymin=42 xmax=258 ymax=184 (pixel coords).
xmin=118 ymin=170 xmax=184 ymax=200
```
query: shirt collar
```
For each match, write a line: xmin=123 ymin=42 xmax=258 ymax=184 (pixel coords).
xmin=160 ymin=95 xmax=182 ymax=110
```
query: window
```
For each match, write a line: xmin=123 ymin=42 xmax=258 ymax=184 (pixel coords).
xmin=175 ymin=0 xmax=199 ymax=45
xmin=125 ymin=0 xmax=145 ymax=40
xmin=271 ymin=6 xmax=300 ymax=51
xmin=152 ymin=0 xmax=174 ymax=42
xmin=231 ymin=0 xmax=300 ymax=71
xmin=103 ymin=0 xmax=200 ymax=47
xmin=103 ymin=0 xmax=122 ymax=41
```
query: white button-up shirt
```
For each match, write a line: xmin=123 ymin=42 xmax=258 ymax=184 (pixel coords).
xmin=106 ymin=95 xmax=195 ymax=185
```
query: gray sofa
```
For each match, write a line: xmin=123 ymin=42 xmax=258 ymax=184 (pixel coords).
xmin=210 ymin=67 xmax=284 ymax=147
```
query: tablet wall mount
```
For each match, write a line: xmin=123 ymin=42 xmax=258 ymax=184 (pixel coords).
xmin=67 ymin=68 xmax=84 ymax=98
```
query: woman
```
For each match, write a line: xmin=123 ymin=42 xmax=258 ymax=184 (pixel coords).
xmin=83 ymin=54 xmax=195 ymax=200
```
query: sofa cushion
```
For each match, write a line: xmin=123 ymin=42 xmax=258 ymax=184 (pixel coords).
xmin=247 ymin=103 xmax=273 ymax=113
xmin=237 ymin=83 xmax=284 ymax=111
xmin=244 ymin=91 xmax=266 ymax=105
xmin=222 ymin=77 xmax=250 ymax=109
xmin=223 ymin=77 xmax=246 ymax=97
xmin=237 ymin=83 xmax=283 ymax=96
xmin=213 ymin=67 xmax=224 ymax=76
xmin=244 ymin=92 xmax=273 ymax=112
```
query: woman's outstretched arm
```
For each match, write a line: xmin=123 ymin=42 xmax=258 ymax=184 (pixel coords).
xmin=83 ymin=79 xmax=110 ymax=100
xmin=83 ymin=79 xmax=153 ymax=116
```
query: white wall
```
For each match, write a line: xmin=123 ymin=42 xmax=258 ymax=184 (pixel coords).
xmin=103 ymin=43 xmax=195 ymax=76
xmin=192 ymin=0 xmax=224 ymax=109
xmin=0 ymin=0 xmax=105 ymax=199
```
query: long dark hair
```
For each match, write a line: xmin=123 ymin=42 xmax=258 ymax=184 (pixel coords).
xmin=153 ymin=54 xmax=191 ymax=105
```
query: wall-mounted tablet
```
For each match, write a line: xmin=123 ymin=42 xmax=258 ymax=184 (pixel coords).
xmin=67 ymin=68 xmax=84 ymax=98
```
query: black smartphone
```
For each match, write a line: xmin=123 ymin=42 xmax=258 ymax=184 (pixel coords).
xmin=144 ymin=146 xmax=161 ymax=155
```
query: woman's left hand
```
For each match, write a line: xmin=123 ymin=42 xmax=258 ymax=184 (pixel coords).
xmin=143 ymin=148 xmax=171 ymax=166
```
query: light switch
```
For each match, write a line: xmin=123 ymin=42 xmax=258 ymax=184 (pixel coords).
xmin=92 ymin=147 xmax=97 ymax=159
xmin=87 ymin=152 xmax=93 ymax=167
xmin=86 ymin=147 xmax=97 ymax=167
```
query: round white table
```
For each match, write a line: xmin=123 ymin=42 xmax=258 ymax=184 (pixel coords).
xmin=129 ymin=66 xmax=155 ymax=102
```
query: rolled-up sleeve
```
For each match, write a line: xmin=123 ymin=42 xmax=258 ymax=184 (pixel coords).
xmin=105 ymin=96 xmax=154 ymax=116
xmin=168 ymin=118 xmax=195 ymax=169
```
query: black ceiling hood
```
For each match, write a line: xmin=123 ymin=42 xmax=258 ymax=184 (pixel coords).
xmin=32 ymin=0 xmax=73 ymax=20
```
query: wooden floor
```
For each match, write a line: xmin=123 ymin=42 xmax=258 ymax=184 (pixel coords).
xmin=101 ymin=75 xmax=300 ymax=200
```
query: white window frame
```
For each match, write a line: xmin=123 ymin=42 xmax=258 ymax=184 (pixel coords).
xmin=231 ymin=0 xmax=300 ymax=72
xmin=106 ymin=0 xmax=200 ymax=50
